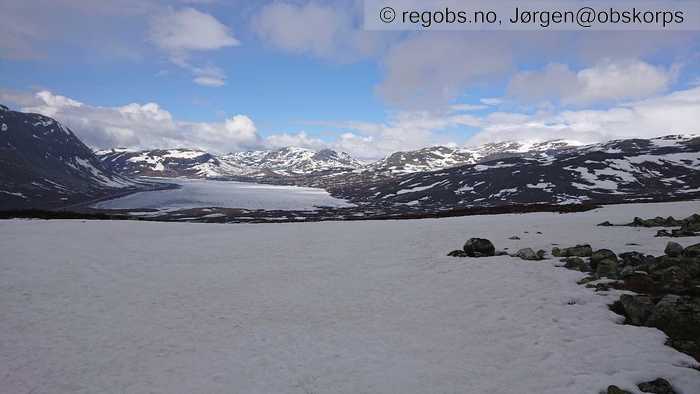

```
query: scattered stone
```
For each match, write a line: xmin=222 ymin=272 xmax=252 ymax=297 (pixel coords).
xmin=447 ymin=250 xmax=468 ymax=258
xmin=562 ymin=257 xmax=590 ymax=272
xmin=619 ymin=294 xmax=655 ymax=326
xmin=536 ymin=231 xmax=542 ymax=234
xmin=598 ymin=221 xmax=614 ymax=227
xmin=495 ymin=250 xmax=509 ymax=256
xmin=552 ymin=247 xmax=562 ymax=257
xmin=604 ymin=385 xmax=632 ymax=394
xmin=558 ymin=244 xmax=593 ymax=258
xmin=596 ymin=259 xmax=619 ymax=279
xmin=637 ymin=378 xmax=677 ymax=394
xmin=508 ymin=236 xmax=520 ymax=240
xmin=682 ymin=243 xmax=700 ymax=258
xmin=618 ymin=252 xmax=654 ymax=267
xmin=536 ymin=249 xmax=546 ymax=260
xmin=463 ymin=238 xmax=496 ymax=257
xmin=623 ymin=272 xmax=657 ymax=294
xmin=514 ymin=248 xmax=540 ymax=261
xmin=591 ymin=249 xmax=618 ymax=271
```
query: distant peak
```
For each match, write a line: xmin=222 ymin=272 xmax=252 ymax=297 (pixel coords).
xmin=0 ymin=104 xmax=9 ymax=111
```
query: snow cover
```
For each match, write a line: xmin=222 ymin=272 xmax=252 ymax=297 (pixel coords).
xmin=92 ymin=178 xmax=355 ymax=211
xmin=2 ymin=201 xmax=699 ymax=393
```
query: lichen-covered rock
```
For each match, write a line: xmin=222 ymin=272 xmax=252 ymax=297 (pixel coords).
xmin=558 ymin=244 xmax=593 ymax=258
xmin=623 ymin=272 xmax=657 ymax=294
xmin=646 ymin=295 xmax=700 ymax=340
xmin=596 ymin=259 xmax=619 ymax=279
xmin=682 ymin=243 xmax=700 ymax=258
xmin=552 ymin=247 xmax=562 ymax=257
xmin=619 ymin=294 xmax=655 ymax=326
xmin=514 ymin=248 xmax=538 ymax=261
xmin=463 ymin=238 xmax=495 ymax=257
xmin=563 ymin=257 xmax=590 ymax=272
xmin=637 ymin=378 xmax=677 ymax=394
xmin=664 ymin=242 xmax=683 ymax=257
xmin=591 ymin=249 xmax=618 ymax=271
xmin=604 ymin=385 xmax=632 ymax=394
xmin=619 ymin=251 xmax=655 ymax=267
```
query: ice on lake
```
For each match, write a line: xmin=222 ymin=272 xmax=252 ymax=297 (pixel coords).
xmin=92 ymin=178 xmax=355 ymax=211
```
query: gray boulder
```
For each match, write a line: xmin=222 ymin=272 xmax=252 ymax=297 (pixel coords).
xmin=619 ymin=294 xmax=655 ymax=326
xmin=591 ymin=249 xmax=617 ymax=270
xmin=447 ymin=250 xmax=468 ymax=258
xmin=637 ymin=378 xmax=677 ymax=394
xmin=596 ymin=259 xmax=619 ymax=279
xmin=682 ymin=243 xmax=700 ymax=258
xmin=664 ymin=242 xmax=683 ymax=257
xmin=463 ymin=238 xmax=496 ymax=257
xmin=559 ymin=244 xmax=593 ymax=258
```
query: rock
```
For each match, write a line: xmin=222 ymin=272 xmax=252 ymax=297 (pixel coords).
xmin=605 ymin=385 xmax=632 ymax=394
xmin=598 ymin=221 xmax=614 ymax=227
xmin=596 ymin=259 xmax=619 ymax=279
xmin=637 ymin=378 xmax=677 ymax=394
xmin=619 ymin=252 xmax=654 ymax=267
xmin=447 ymin=250 xmax=468 ymax=257
xmin=682 ymin=243 xmax=700 ymax=258
xmin=623 ymin=272 xmax=657 ymax=294
xmin=619 ymin=294 xmax=655 ymax=326
xmin=646 ymin=295 xmax=700 ymax=341
xmin=536 ymin=250 xmax=546 ymax=260
xmin=463 ymin=238 xmax=495 ymax=257
xmin=495 ymin=250 xmax=509 ymax=256
xmin=558 ymin=244 xmax=593 ymax=258
xmin=656 ymin=229 xmax=672 ymax=237
xmin=552 ymin=247 xmax=562 ymax=257
xmin=591 ymin=249 xmax=618 ymax=271
xmin=508 ymin=236 xmax=520 ymax=240
xmin=563 ymin=257 xmax=590 ymax=272
xmin=515 ymin=248 xmax=541 ymax=261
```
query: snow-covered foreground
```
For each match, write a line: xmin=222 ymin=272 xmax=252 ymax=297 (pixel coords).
xmin=2 ymin=201 xmax=700 ymax=394
xmin=92 ymin=178 xmax=354 ymax=211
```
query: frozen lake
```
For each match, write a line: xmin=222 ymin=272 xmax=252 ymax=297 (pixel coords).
xmin=92 ymin=178 xmax=354 ymax=211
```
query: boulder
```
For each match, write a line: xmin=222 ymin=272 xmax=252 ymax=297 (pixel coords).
xmin=447 ymin=250 xmax=468 ymax=258
xmin=623 ymin=272 xmax=657 ymax=294
xmin=591 ymin=249 xmax=618 ymax=270
xmin=559 ymin=244 xmax=593 ymax=258
xmin=619 ymin=294 xmax=655 ymax=326
xmin=682 ymin=243 xmax=700 ymax=258
xmin=596 ymin=259 xmax=619 ymax=279
xmin=552 ymin=247 xmax=562 ymax=257
xmin=563 ymin=257 xmax=590 ymax=272
xmin=605 ymin=386 xmax=632 ymax=394
xmin=536 ymin=250 xmax=546 ymax=260
xmin=619 ymin=252 xmax=654 ymax=267
xmin=514 ymin=248 xmax=543 ymax=261
xmin=598 ymin=221 xmax=614 ymax=227
xmin=646 ymin=295 xmax=700 ymax=340
xmin=463 ymin=238 xmax=495 ymax=257
xmin=664 ymin=242 xmax=683 ymax=257
xmin=637 ymin=378 xmax=677 ymax=394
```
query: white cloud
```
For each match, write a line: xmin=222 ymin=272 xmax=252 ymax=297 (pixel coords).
xmin=2 ymin=90 xmax=261 ymax=153
xmin=149 ymin=7 xmax=238 ymax=55
xmin=508 ymin=60 xmax=677 ymax=105
xmin=265 ymin=131 xmax=327 ymax=150
xmin=252 ymin=1 xmax=387 ymax=62
xmin=149 ymin=7 xmax=238 ymax=87
xmin=469 ymin=86 xmax=700 ymax=145
xmin=376 ymin=33 xmax=512 ymax=109
xmin=192 ymin=65 xmax=227 ymax=87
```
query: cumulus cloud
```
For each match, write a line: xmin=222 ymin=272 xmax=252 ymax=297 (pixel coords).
xmin=508 ymin=60 xmax=678 ymax=105
xmin=265 ymin=131 xmax=327 ymax=150
xmin=469 ymin=86 xmax=700 ymax=145
xmin=1 ymin=90 xmax=261 ymax=153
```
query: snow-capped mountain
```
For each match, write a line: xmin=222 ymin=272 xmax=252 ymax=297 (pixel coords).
xmin=96 ymin=148 xmax=249 ymax=178
xmin=336 ymin=135 xmax=700 ymax=209
xmin=222 ymin=147 xmax=363 ymax=176
xmin=97 ymin=146 xmax=364 ymax=178
xmin=0 ymin=105 xmax=148 ymax=210
xmin=365 ymin=140 xmax=578 ymax=175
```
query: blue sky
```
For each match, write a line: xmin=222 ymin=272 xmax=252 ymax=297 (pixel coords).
xmin=1 ymin=0 xmax=700 ymax=159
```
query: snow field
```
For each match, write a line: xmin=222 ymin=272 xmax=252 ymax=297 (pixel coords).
xmin=1 ymin=201 xmax=700 ymax=393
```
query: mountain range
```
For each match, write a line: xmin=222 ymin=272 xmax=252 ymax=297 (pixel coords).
xmin=1 ymin=105 xmax=699 ymax=214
